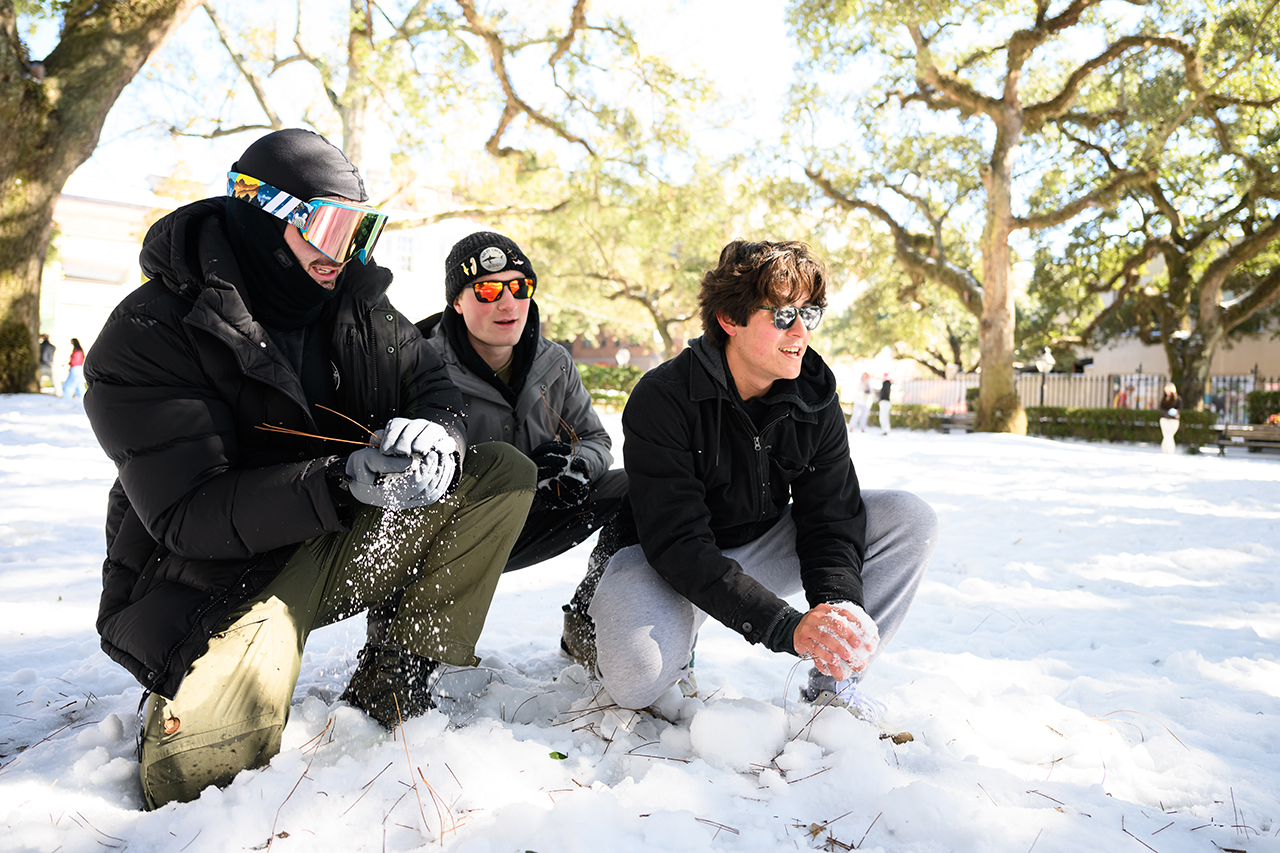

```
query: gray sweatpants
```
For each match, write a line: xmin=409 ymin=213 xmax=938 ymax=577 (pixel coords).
xmin=589 ymin=490 xmax=937 ymax=710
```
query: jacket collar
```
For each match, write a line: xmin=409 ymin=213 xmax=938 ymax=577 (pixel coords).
xmin=685 ymin=336 xmax=838 ymax=418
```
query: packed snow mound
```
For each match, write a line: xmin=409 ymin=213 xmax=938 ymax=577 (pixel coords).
xmin=689 ymin=698 xmax=786 ymax=770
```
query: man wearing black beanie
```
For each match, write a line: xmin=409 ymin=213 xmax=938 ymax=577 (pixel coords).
xmin=417 ymin=231 xmax=627 ymax=668
xmin=83 ymin=129 xmax=535 ymax=808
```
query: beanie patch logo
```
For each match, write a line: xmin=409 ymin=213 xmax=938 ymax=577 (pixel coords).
xmin=479 ymin=246 xmax=507 ymax=272
xmin=462 ymin=258 xmax=477 ymax=278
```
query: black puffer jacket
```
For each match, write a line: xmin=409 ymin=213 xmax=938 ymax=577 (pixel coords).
xmin=619 ymin=337 xmax=866 ymax=648
xmin=84 ymin=198 xmax=465 ymax=699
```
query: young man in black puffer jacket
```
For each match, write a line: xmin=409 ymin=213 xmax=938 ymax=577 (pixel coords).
xmin=84 ymin=129 xmax=534 ymax=808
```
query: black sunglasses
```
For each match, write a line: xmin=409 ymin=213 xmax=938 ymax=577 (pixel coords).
xmin=759 ymin=304 xmax=824 ymax=331
xmin=472 ymin=278 xmax=536 ymax=303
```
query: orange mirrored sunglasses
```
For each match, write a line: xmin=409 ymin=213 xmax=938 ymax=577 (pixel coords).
xmin=472 ymin=278 xmax=536 ymax=303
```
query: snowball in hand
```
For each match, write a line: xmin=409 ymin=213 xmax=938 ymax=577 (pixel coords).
xmin=815 ymin=602 xmax=880 ymax=681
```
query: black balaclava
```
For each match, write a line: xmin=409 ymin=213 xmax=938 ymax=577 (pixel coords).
xmin=226 ymin=128 xmax=368 ymax=330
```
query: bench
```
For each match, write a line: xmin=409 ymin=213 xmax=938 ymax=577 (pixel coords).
xmin=935 ymin=412 xmax=975 ymax=433
xmin=1217 ymin=424 xmax=1280 ymax=455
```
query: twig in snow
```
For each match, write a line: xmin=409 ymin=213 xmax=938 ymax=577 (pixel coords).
xmin=342 ymin=762 xmax=393 ymax=816
xmin=695 ymin=817 xmax=739 ymax=838
xmin=418 ymin=767 xmax=459 ymax=838
xmin=1095 ymin=710 xmax=1188 ymax=750
xmin=856 ymin=812 xmax=882 ymax=848
xmin=267 ymin=717 xmax=332 ymax=851
xmin=71 ymin=812 xmax=126 ymax=846
xmin=1120 ymin=815 xmax=1161 ymax=853
xmin=784 ymin=766 xmax=831 ymax=785
xmin=978 ymin=782 xmax=998 ymax=806
xmin=1027 ymin=828 xmax=1044 ymax=853
xmin=394 ymin=696 xmax=434 ymax=842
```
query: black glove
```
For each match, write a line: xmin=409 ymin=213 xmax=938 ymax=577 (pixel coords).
xmin=530 ymin=440 xmax=590 ymax=509
xmin=530 ymin=440 xmax=573 ymax=481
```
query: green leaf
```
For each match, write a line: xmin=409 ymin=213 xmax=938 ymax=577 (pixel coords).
xmin=549 ymin=751 xmax=568 ymax=760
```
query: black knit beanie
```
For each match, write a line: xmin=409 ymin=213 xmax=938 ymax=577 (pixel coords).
xmin=231 ymin=128 xmax=367 ymax=202
xmin=443 ymin=232 xmax=537 ymax=305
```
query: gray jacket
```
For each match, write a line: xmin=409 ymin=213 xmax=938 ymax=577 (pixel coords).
xmin=423 ymin=321 xmax=613 ymax=478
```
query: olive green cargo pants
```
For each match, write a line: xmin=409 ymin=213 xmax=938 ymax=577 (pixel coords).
xmin=139 ymin=443 xmax=534 ymax=809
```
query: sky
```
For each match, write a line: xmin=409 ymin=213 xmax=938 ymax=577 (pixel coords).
xmin=2 ymin=393 xmax=1279 ymax=852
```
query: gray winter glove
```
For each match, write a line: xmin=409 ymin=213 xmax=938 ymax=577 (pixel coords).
xmin=382 ymin=417 xmax=458 ymax=503
xmin=345 ymin=419 xmax=458 ymax=509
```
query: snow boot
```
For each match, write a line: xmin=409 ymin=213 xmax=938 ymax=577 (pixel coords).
xmin=560 ymin=603 xmax=597 ymax=672
xmin=341 ymin=643 xmax=439 ymax=730
xmin=799 ymin=669 xmax=914 ymax=743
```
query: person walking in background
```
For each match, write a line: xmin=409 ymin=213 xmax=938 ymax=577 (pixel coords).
xmin=61 ymin=338 xmax=85 ymax=400
xmin=850 ymin=371 xmax=873 ymax=433
xmin=878 ymin=372 xmax=893 ymax=435
xmin=1113 ymin=383 xmax=1134 ymax=409
xmin=38 ymin=334 xmax=56 ymax=393
xmin=1158 ymin=382 xmax=1182 ymax=454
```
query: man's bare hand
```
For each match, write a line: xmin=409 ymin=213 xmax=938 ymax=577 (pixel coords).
xmin=793 ymin=602 xmax=880 ymax=680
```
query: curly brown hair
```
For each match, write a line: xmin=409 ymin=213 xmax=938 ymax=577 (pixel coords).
xmin=697 ymin=240 xmax=829 ymax=349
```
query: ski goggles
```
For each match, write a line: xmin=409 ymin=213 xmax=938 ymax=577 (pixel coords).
xmin=228 ymin=172 xmax=388 ymax=264
xmin=760 ymin=304 xmax=824 ymax=331
xmin=471 ymin=277 xmax=537 ymax=303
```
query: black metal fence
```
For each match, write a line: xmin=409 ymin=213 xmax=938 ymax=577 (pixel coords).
xmin=899 ymin=372 xmax=1280 ymax=424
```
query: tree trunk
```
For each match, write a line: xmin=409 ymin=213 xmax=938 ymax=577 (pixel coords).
xmin=1163 ymin=315 xmax=1225 ymax=415
xmin=340 ymin=0 xmax=372 ymax=169
xmin=975 ymin=118 xmax=1026 ymax=434
xmin=0 ymin=0 xmax=198 ymax=392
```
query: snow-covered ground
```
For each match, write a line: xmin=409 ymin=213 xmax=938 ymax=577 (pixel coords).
xmin=2 ymin=393 xmax=1278 ymax=853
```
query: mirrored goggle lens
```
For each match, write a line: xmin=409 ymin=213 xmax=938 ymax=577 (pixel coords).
xmin=472 ymin=278 xmax=536 ymax=303
xmin=768 ymin=305 xmax=824 ymax=331
xmin=302 ymin=201 xmax=388 ymax=264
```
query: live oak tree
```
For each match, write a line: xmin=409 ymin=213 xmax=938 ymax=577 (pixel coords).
xmin=153 ymin=0 xmax=714 ymax=351
xmin=154 ymin=0 xmax=695 ymax=201
xmin=786 ymin=0 xmax=1213 ymax=432
xmin=1025 ymin=0 xmax=1280 ymax=409
xmin=0 ymin=0 xmax=198 ymax=392
xmin=530 ymin=160 xmax=752 ymax=360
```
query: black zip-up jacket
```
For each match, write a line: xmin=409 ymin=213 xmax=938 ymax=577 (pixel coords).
xmin=619 ymin=337 xmax=866 ymax=649
xmin=84 ymin=198 xmax=465 ymax=699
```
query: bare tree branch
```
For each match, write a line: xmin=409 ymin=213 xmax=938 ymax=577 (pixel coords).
xmin=807 ymin=166 xmax=984 ymax=315
xmin=906 ymin=23 xmax=1001 ymax=119
xmin=1012 ymin=169 xmax=1154 ymax=231
xmin=1148 ymin=0 xmax=1280 ymax=154
xmin=1025 ymin=34 xmax=1188 ymax=129
xmin=455 ymin=0 xmax=594 ymax=158
xmin=387 ymin=199 xmax=572 ymax=229
xmin=199 ymin=0 xmax=284 ymax=129
xmin=548 ymin=0 xmax=588 ymax=67
xmin=1200 ymin=215 xmax=1280 ymax=320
